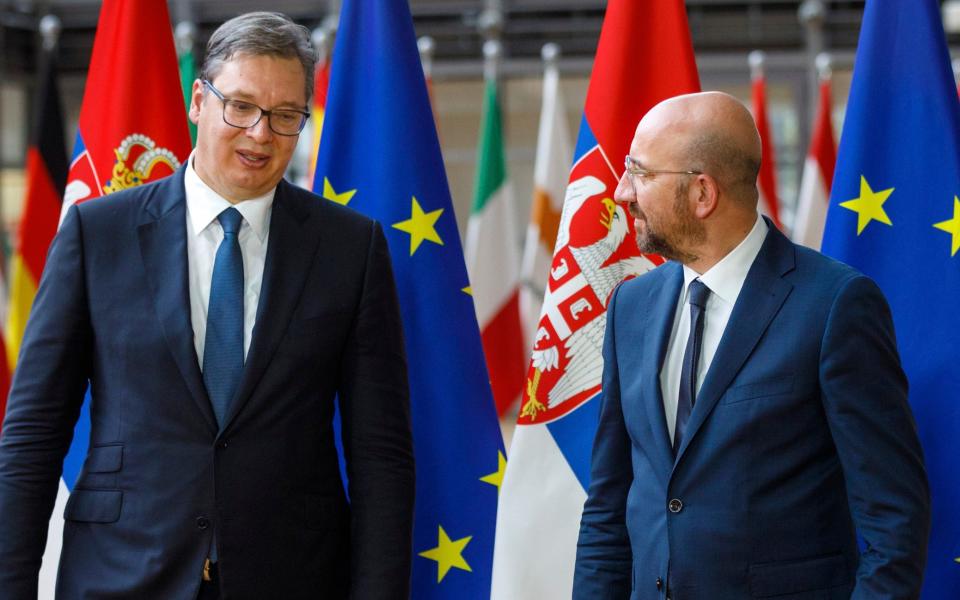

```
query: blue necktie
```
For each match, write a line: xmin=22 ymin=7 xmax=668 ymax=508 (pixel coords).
xmin=203 ymin=207 xmax=244 ymax=428
xmin=674 ymin=279 xmax=710 ymax=455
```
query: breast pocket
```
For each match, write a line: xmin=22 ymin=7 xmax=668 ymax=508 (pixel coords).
xmin=721 ymin=375 xmax=794 ymax=405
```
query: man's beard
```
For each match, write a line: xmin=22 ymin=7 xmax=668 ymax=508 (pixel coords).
xmin=634 ymin=181 xmax=704 ymax=264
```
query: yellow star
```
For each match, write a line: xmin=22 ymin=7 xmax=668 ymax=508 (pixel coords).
xmin=932 ymin=196 xmax=960 ymax=257
xmin=322 ymin=177 xmax=356 ymax=205
xmin=480 ymin=450 xmax=507 ymax=494
xmin=462 ymin=286 xmax=473 ymax=296
xmin=392 ymin=196 xmax=444 ymax=256
xmin=418 ymin=525 xmax=473 ymax=583
xmin=839 ymin=175 xmax=894 ymax=235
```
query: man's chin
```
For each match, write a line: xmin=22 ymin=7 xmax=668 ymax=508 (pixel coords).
xmin=637 ymin=234 xmax=692 ymax=264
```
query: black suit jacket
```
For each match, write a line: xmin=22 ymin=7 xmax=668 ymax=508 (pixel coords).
xmin=0 ymin=169 xmax=415 ymax=599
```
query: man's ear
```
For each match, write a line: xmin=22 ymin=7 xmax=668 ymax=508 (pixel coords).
xmin=692 ymin=173 xmax=720 ymax=219
xmin=188 ymin=79 xmax=204 ymax=125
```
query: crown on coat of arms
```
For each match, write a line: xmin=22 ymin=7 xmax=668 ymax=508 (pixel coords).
xmin=104 ymin=133 xmax=181 ymax=194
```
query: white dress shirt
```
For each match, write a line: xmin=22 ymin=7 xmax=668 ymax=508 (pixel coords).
xmin=660 ymin=213 xmax=768 ymax=443
xmin=184 ymin=156 xmax=274 ymax=367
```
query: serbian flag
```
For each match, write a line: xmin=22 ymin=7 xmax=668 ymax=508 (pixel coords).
xmin=491 ymin=0 xmax=700 ymax=596
xmin=520 ymin=44 xmax=572 ymax=365
xmin=31 ymin=1 xmax=190 ymax=594
xmin=793 ymin=68 xmax=836 ymax=250
xmin=749 ymin=51 xmax=783 ymax=230
xmin=3 ymin=35 xmax=67 ymax=431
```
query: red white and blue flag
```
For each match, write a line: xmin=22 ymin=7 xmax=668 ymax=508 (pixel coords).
xmin=36 ymin=1 xmax=190 ymax=593
xmin=491 ymin=0 xmax=700 ymax=596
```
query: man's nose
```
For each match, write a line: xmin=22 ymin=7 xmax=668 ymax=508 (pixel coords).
xmin=614 ymin=172 xmax=635 ymax=204
xmin=245 ymin=116 xmax=274 ymax=142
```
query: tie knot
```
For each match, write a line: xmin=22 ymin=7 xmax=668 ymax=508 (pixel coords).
xmin=688 ymin=279 xmax=710 ymax=309
xmin=218 ymin=207 xmax=243 ymax=236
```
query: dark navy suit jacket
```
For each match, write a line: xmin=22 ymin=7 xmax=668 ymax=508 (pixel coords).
xmin=574 ymin=222 xmax=930 ymax=600
xmin=0 ymin=169 xmax=415 ymax=599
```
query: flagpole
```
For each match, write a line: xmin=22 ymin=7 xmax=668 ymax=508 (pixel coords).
xmin=748 ymin=49 xmax=765 ymax=88
xmin=816 ymin=51 xmax=832 ymax=85
xmin=417 ymin=35 xmax=434 ymax=80
xmin=799 ymin=0 xmax=827 ymax=143
xmin=483 ymin=38 xmax=501 ymax=86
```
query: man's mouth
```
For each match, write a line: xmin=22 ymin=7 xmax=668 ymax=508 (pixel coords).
xmin=237 ymin=150 xmax=270 ymax=166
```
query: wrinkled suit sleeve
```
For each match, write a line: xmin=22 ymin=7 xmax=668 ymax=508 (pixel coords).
xmin=573 ymin=284 xmax=633 ymax=599
xmin=820 ymin=275 xmax=930 ymax=599
xmin=0 ymin=205 xmax=93 ymax=599
xmin=338 ymin=220 xmax=415 ymax=600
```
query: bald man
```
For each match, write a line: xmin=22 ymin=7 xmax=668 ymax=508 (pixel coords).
xmin=573 ymin=92 xmax=930 ymax=600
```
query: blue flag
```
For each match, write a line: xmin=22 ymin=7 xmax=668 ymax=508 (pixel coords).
xmin=313 ymin=1 xmax=504 ymax=597
xmin=822 ymin=0 xmax=960 ymax=594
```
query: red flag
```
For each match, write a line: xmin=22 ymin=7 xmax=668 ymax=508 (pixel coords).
xmin=793 ymin=76 xmax=836 ymax=249
xmin=34 ymin=1 xmax=191 ymax=594
xmin=492 ymin=0 xmax=700 ymax=596
xmin=750 ymin=53 xmax=783 ymax=230
xmin=3 ymin=43 xmax=68 ymax=430
xmin=62 ymin=0 xmax=191 ymax=214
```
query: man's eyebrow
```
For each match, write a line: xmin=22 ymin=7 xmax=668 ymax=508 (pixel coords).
xmin=220 ymin=89 xmax=306 ymax=110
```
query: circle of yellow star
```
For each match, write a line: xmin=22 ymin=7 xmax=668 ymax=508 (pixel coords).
xmin=932 ymin=196 xmax=960 ymax=257
xmin=480 ymin=450 xmax=507 ymax=494
xmin=839 ymin=175 xmax=894 ymax=235
xmin=418 ymin=525 xmax=473 ymax=583
xmin=322 ymin=177 xmax=356 ymax=205
xmin=392 ymin=196 xmax=445 ymax=256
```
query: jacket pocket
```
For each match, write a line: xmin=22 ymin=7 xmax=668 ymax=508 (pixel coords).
xmin=721 ymin=375 xmax=794 ymax=405
xmin=84 ymin=444 xmax=123 ymax=473
xmin=749 ymin=553 xmax=849 ymax=598
xmin=64 ymin=489 xmax=123 ymax=523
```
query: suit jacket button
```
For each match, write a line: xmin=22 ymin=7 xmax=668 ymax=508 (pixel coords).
xmin=656 ymin=577 xmax=663 ymax=590
xmin=668 ymin=498 xmax=683 ymax=513
xmin=196 ymin=517 xmax=210 ymax=530
xmin=217 ymin=440 xmax=228 ymax=449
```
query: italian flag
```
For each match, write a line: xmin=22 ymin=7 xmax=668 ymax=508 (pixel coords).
xmin=465 ymin=78 xmax=525 ymax=416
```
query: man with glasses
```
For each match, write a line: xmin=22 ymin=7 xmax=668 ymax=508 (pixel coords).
xmin=573 ymin=92 xmax=930 ymax=599
xmin=0 ymin=12 xmax=414 ymax=600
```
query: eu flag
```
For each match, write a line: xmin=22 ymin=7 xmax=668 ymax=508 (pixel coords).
xmin=822 ymin=0 xmax=960 ymax=594
xmin=313 ymin=1 xmax=504 ymax=597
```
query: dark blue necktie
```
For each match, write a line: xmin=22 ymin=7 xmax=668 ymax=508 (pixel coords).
xmin=203 ymin=207 xmax=244 ymax=428
xmin=674 ymin=279 xmax=710 ymax=455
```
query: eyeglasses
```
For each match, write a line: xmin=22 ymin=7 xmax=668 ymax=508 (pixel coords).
xmin=624 ymin=155 xmax=701 ymax=182
xmin=202 ymin=80 xmax=310 ymax=136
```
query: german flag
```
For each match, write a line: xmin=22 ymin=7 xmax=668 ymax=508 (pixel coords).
xmin=3 ymin=44 xmax=67 ymax=424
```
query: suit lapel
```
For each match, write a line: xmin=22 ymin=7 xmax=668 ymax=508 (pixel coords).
xmin=137 ymin=169 xmax=218 ymax=434
xmin=220 ymin=182 xmax=320 ymax=432
xmin=640 ymin=264 xmax=683 ymax=480
xmin=674 ymin=223 xmax=795 ymax=461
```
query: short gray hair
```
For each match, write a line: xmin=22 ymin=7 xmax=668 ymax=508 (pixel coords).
xmin=685 ymin=131 xmax=761 ymax=205
xmin=201 ymin=12 xmax=316 ymax=105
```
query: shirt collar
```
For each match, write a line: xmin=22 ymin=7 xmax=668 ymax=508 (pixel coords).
xmin=184 ymin=152 xmax=274 ymax=242
xmin=682 ymin=213 xmax=768 ymax=305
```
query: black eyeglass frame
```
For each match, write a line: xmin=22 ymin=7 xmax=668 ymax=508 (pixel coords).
xmin=202 ymin=79 xmax=310 ymax=137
